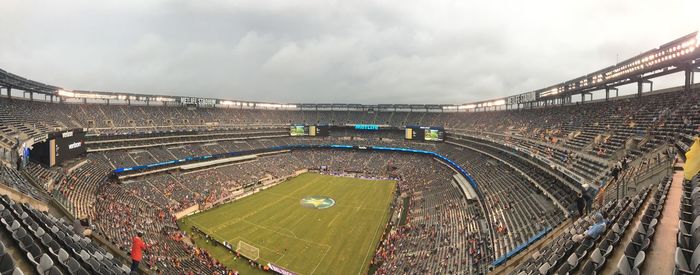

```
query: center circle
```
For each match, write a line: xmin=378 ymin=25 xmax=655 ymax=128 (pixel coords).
xmin=300 ymin=195 xmax=336 ymax=209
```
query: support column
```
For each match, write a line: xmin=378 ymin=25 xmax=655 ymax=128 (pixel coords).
xmin=7 ymin=87 xmax=11 ymax=98
xmin=581 ymin=93 xmax=585 ymax=103
xmin=638 ymin=81 xmax=643 ymax=97
xmin=638 ymin=80 xmax=653 ymax=97
xmin=686 ymin=68 xmax=694 ymax=91
xmin=605 ymin=87 xmax=610 ymax=101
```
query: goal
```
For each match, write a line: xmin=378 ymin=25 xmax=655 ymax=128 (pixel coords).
xmin=236 ymin=240 xmax=260 ymax=261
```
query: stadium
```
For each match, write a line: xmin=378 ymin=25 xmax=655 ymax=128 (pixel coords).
xmin=1 ymin=2 xmax=700 ymax=275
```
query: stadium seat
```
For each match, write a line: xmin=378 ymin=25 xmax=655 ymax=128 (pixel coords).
xmin=555 ymin=253 xmax=578 ymax=274
xmin=616 ymin=250 xmax=645 ymax=275
xmin=675 ymin=246 xmax=700 ymax=275
xmin=37 ymin=254 xmax=54 ymax=274
xmin=0 ymin=254 xmax=15 ymax=275
xmin=629 ymin=232 xmax=651 ymax=252
xmin=12 ymin=228 xmax=32 ymax=248
xmin=679 ymin=217 xmax=700 ymax=239
xmin=25 ymin=246 xmax=42 ymax=267
xmin=57 ymin=249 xmax=70 ymax=264
xmin=43 ymin=266 xmax=62 ymax=275
xmin=5 ymin=221 xmax=19 ymax=233
xmin=637 ymin=218 xmax=657 ymax=238
xmin=581 ymin=261 xmax=596 ymax=275
xmin=85 ymin=258 xmax=101 ymax=274
xmin=63 ymin=257 xmax=89 ymax=275
xmin=589 ymin=247 xmax=607 ymax=271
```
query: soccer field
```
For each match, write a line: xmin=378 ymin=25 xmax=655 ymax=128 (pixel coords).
xmin=179 ymin=173 xmax=397 ymax=275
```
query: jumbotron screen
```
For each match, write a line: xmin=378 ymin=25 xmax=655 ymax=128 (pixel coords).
xmin=290 ymin=125 xmax=329 ymax=137
xmin=30 ymin=129 xmax=86 ymax=167
xmin=405 ymin=126 xmax=444 ymax=142
xmin=290 ymin=125 xmax=307 ymax=136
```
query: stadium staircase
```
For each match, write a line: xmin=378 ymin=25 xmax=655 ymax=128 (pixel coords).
xmin=641 ymin=165 xmax=684 ymax=273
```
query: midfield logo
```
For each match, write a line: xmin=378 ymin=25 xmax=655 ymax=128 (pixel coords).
xmin=300 ymin=196 xmax=336 ymax=209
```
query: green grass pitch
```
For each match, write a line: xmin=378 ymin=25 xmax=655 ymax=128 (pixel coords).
xmin=178 ymin=173 xmax=396 ymax=275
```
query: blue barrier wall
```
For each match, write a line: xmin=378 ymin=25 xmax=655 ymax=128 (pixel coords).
xmin=112 ymin=144 xmax=482 ymax=194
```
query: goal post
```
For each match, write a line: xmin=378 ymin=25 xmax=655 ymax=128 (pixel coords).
xmin=236 ymin=240 xmax=260 ymax=261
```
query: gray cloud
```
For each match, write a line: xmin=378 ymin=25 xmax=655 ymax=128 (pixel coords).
xmin=0 ymin=0 xmax=698 ymax=104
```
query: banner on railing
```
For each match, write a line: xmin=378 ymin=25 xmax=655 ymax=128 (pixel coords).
xmin=267 ymin=263 xmax=297 ymax=275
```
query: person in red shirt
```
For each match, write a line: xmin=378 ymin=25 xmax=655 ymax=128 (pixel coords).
xmin=130 ymin=231 xmax=147 ymax=273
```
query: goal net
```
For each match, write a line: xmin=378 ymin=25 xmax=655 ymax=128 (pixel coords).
xmin=236 ymin=240 xmax=260 ymax=260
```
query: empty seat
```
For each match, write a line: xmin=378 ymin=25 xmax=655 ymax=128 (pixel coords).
xmin=539 ymin=262 xmax=551 ymax=275
xmin=589 ymin=247 xmax=607 ymax=271
xmin=0 ymin=254 xmax=15 ymax=275
xmin=675 ymin=246 xmax=700 ymax=275
xmin=581 ymin=261 xmax=596 ymax=274
xmin=56 ymin=249 xmax=69 ymax=264
xmin=24 ymin=245 xmax=42 ymax=267
xmin=630 ymin=232 xmax=651 ymax=252
xmin=637 ymin=218 xmax=657 ymax=238
xmin=556 ymin=253 xmax=578 ymax=274
xmin=617 ymin=250 xmax=645 ymax=275
xmin=37 ymin=254 xmax=54 ymax=274
xmin=42 ymin=266 xmax=62 ymax=275
xmin=4 ymin=220 xmax=19 ymax=233
xmin=62 ymin=257 xmax=87 ymax=275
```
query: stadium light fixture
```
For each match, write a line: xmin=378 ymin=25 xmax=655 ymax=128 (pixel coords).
xmin=57 ymin=90 xmax=75 ymax=97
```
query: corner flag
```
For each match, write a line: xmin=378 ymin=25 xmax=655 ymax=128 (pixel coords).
xmin=685 ymin=137 xmax=700 ymax=180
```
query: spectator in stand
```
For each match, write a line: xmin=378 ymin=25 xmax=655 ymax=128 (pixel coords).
xmin=582 ymin=189 xmax=593 ymax=215
xmin=131 ymin=231 xmax=147 ymax=273
xmin=575 ymin=193 xmax=586 ymax=217
xmin=572 ymin=212 xmax=606 ymax=242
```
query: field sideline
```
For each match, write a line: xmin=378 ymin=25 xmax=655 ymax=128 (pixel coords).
xmin=179 ymin=173 xmax=397 ymax=275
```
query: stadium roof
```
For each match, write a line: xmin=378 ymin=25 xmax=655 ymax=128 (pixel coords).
xmin=1 ymin=31 xmax=699 ymax=111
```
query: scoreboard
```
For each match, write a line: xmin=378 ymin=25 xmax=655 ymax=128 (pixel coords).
xmin=290 ymin=125 xmax=329 ymax=137
xmin=308 ymin=125 xmax=329 ymax=136
xmin=30 ymin=129 xmax=86 ymax=167
xmin=405 ymin=126 xmax=444 ymax=142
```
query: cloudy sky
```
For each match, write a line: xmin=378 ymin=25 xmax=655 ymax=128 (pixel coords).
xmin=0 ymin=0 xmax=698 ymax=104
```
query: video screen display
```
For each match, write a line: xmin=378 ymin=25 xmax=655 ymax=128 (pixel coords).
xmin=290 ymin=125 xmax=329 ymax=137
xmin=424 ymin=129 xmax=441 ymax=141
xmin=405 ymin=126 xmax=444 ymax=142
xmin=314 ymin=125 xmax=330 ymax=137
xmin=55 ymin=130 xmax=87 ymax=163
xmin=290 ymin=125 xmax=307 ymax=136
xmin=30 ymin=129 xmax=86 ymax=167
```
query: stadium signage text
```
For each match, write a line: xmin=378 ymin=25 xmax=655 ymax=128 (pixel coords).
xmin=354 ymin=124 xmax=379 ymax=130
xmin=68 ymin=142 xmax=82 ymax=150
